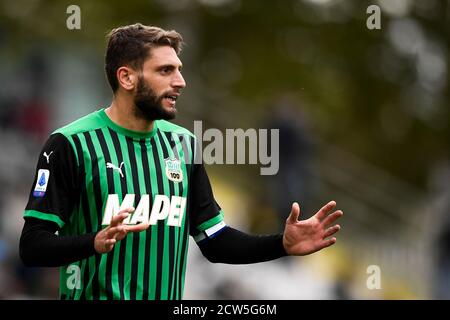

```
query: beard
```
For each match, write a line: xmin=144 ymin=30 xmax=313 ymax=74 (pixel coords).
xmin=133 ymin=76 xmax=177 ymax=121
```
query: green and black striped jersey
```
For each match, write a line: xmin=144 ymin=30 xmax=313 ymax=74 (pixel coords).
xmin=23 ymin=108 xmax=226 ymax=300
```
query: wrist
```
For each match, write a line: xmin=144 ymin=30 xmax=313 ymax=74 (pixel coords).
xmin=279 ymin=233 xmax=289 ymax=256
xmin=92 ymin=231 xmax=102 ymax=254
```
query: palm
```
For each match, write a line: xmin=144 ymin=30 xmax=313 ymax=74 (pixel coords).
xmin=283 ymin=201 xmax=343 ymax=256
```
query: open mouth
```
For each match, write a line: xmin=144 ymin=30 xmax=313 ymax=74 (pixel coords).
xmin=164 ymin=95 xmax=178 ymax=102
xmin=163 ymin=94 xmax=179 ymax=108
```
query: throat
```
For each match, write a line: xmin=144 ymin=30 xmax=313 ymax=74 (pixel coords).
xmin=106 ymin=104 xmax=155 ymax=133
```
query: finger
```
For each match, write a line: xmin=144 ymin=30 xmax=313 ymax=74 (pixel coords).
xmin=322 ymin=210 xmax=343 ymax=227
xmin=110 ymin=213 xmax=128 ymax=227
xmin=315 ymin=201 xmax=337 ymax=221
xmin=104 ymin=239 xmax=116 ymax=252
xmin=110 ymin=207 xmax=135 ymax=227
xmin=286 ymin=202 xmax=301 ymax=224
xmin=323 ymin=225 xmax=340 ymax=238
xmin=124 ymin=223 xmax=149 ymax=233
xmin=105 ymin=226 xmax=124 ymax=238
xmin=114 ymin=228 xmax=129 ymax=241
xmin=105 ymin=238 xmax=116 ymax=246
xmin=104 ymin=244 xmax=115 ymax=252
xmin=118 ymin=207 xmax=135 ymax=215
xmin=319 ymin=237 xmax=337 ymax=250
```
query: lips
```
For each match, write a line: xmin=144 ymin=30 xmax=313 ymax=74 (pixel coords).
xmin=163 ymin=92 xmax=180 ymax=107
xmin=164 ymin=95 xmax=178 ymax=102
xmin=163 ymin=91 xmax=180 ymax=100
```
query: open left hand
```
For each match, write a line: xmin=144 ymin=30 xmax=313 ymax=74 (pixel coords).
xmin=283 ymin=201 xmax=343 ymax=256
xmin=94 ymin=207 xmax=149 ymax=254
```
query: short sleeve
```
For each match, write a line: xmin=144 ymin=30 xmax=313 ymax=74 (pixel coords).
xmin=188 ymin=162 xmax=226 ymax=241
xmin=23 ymin=133 xmax=79 ymax=229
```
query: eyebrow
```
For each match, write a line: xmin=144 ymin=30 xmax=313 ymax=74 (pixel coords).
xmin=156 ymin=63 xmax=183 ymax=70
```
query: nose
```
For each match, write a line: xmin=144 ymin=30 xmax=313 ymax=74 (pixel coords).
xmin=172 ymin=70 xmax=186 ymax=89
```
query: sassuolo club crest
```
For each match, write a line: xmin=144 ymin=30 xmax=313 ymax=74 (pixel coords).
xmin=165 ymin=158 xmax=183 ymax=183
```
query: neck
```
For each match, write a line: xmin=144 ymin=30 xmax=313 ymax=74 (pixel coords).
xmin=105 ymin=95 xmax=154 ymax=133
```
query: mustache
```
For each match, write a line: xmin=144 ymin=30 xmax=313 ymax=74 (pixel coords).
xmin=161 ymin=90 xmax=182 ymax=97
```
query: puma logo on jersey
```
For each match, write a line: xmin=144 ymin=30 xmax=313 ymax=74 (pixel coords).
xmin=106 ymin=162 xmax=124 ymax=178
xmin=102 ymin=194 xmax=186 ymax=227
xmin=43 ymin=151 xmax=53 ymax=164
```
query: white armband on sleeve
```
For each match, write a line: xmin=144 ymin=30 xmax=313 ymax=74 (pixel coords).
xmin=194 ymin=221 xmax=227 ymax=243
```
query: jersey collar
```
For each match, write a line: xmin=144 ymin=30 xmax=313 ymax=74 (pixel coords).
xmin=99 ymin=108 xmax=158 ymax=140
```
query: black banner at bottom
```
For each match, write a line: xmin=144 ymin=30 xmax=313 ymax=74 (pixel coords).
xmin=0 ymin=300 xmax=444 ymax=319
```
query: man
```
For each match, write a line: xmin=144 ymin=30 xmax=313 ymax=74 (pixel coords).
xmin=19 ymin=23 xmax=343 ymax=300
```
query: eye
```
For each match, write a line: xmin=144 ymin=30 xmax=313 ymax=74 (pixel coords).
xmin=160 ymin=67 xmax=172 ymax=75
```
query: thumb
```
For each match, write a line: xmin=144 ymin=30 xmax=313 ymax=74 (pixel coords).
xmin=287 ymin=202 xmax=301 ymax=224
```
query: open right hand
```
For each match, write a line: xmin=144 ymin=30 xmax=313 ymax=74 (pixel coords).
xmin=94 ymin=207 xmax=149 ymax=254
xmin=283 ymin=201 xmax=343 ymax=256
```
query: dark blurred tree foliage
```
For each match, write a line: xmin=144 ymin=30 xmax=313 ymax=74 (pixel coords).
xmin=0 ymin=0 xmax=448 ymax=188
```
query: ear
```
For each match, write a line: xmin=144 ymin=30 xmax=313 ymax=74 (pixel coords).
xmin=116 ymin=66 xmax=138 ymax=91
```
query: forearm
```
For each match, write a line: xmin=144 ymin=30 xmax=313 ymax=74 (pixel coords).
xmin=19 ymin=218 xmax=98 ymax=267
xmin=199 ymin=227 xmax=287 ymax=264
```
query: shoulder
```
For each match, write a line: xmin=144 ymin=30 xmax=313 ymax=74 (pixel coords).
xmin=52 ymin=109 xmax=105 ymax=138
xmin=37 ymin=133 xmax=77 ymax=166
xmin=156 ymin=120 xmax=196 ymax=139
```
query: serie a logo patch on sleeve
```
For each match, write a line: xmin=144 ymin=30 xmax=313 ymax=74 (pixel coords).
xmin=33 ymin=169 xmax=50 ymax=197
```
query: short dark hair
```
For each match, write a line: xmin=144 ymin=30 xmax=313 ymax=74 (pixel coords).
xmin=105 ymin=23 xmax=184 ymax=92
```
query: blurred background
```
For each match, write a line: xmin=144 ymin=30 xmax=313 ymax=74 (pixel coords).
xmin=0 ymin=0 xmax=449 ymax=299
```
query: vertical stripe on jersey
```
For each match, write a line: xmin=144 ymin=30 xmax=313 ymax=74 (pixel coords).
xmin=171 ymin=133 xmax=190 ymax=300
xmin=138 ymin=139 xmax=153 ymax=299
xmin=133 ymin=140 xmax=150 ymax=300
xmin=159 ymin=131 xmax=178 ymax=300
xmin=146 ymin=138 xmax=160 ymax=300
xmin=94 ymin=128 xmax=115 ymax=299
xmin=179 ymin=135 xmax=194 ymax=298
xmin=59 ymin=136 xmax=82 ymax=299
xmin=164 ymin=132 xmax=182 ymax=300
xmin=85 ymin=132 xmax=107 ymax=299
xmin=156 ymin=130 xmax=179 ymax=300
xmin=173 ymin=134 xmax=192 ymax=299
xmin=125 ymin=136 xmax=143 ymax=300
xmin=116 ymin=133 xmax=135 ymax=300
xmin=82 ymin=131 xmax=103 ymax=300
xmin=108 ymin=129 xmax=128 ymax=299
xmin=77 ymin=132 xmax=97 ymax=299
xmin=70 ymin=133 xmax=91 ymax=300
xmin=179 ymin=134 xmax=191 ymax=167
xmin=101 ymin=127 xmax=123 ymax=299
xmin=150 ymin=134 xmax=166 ymax=300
